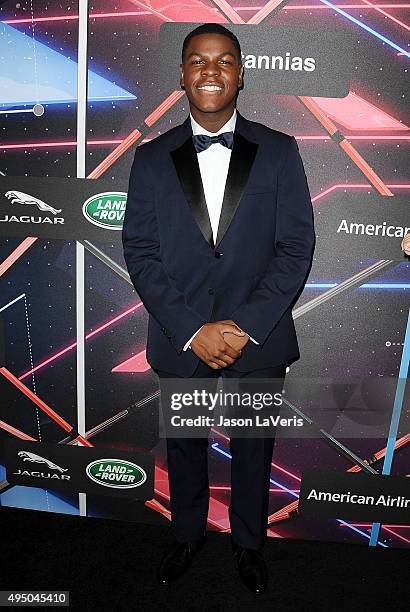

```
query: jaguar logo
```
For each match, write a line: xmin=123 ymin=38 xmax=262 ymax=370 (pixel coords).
xmin=17 ymin=450 xmax=68 ymax=473
xmin=5 ymin=190 xmax=62 ymax=215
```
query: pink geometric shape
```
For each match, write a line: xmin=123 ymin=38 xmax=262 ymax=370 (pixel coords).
xmin=312 ymin=92 xmax=408 ymax=131
xmin=153 ymin=465 xmax=282 ymax=536
xmin=0 ymin=237 xmax=38 ymax=278
xmin=131 ymin=0 xmax=226 ymax=22
xmin=112 ymin=349 xmax=151 ymax=372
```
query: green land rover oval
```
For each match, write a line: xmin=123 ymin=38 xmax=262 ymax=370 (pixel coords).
xmin=86 ymin=458 xmax=147 ymax=489
xmin=82 ymin=192 xmax=127 ymax=230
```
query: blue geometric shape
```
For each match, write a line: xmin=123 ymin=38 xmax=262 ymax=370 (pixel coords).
xmin=0 ymin=482 xmax=80 ymax=515
xmin=0 ymin=23 xmax=136 ymax=108
xmin=369 ymin=308 xmax=410 ymax=546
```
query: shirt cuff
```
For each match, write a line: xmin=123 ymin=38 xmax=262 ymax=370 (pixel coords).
xmin=183 ymin=325 xmax=204 ymax=351
xmin=247 ymin=333 xmax=259 ymax=345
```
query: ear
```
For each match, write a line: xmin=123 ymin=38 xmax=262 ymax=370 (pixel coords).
xmin=238 ymin=64 xmax=244 ymax=87
xmin=179 ymin=63 xmax=184 ymax=88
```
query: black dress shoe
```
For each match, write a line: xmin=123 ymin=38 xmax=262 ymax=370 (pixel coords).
xmin=157 ymin=535 xmax=206 ymax=584
xmin=232 ymin=540 xmax=268 ymax=594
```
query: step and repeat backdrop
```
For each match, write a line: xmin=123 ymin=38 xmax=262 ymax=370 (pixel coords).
xmin=0 ymin=1 xmax=409 ymax=548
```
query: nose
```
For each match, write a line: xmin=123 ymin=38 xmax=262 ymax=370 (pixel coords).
xmin=201 ymin=61 xmax=221 ymax=77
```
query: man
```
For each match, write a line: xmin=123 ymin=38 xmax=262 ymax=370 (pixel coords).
xmin=122 ymin=23 xmax=315 ymax=594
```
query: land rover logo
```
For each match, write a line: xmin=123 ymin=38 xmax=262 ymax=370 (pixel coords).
xmin=86 ymin=458 xmax=147 ymax=489
xmin=82 ymin=192 xmax=127 ymax=229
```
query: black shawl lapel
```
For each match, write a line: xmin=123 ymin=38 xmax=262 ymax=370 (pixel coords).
xmin=214 ymin=120 xmax=258 ymax=249
xmin=169 ymin=110 xmax=259 ymax=250
xmin=170 ymin=121 xmax=214 ymax=247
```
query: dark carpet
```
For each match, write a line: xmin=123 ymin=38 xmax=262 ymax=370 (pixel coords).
xmin=1 ymin=507 xmax=408 ymax=611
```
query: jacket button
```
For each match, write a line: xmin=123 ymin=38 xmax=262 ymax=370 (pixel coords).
xmin=208 ymin=288 xmax=215 ymax=295
xmin=214 ymin=251 xmax=223 ymax=258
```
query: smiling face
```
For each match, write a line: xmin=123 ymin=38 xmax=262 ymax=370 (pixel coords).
xmin=180 ymin=32 xmax=244 ymax=127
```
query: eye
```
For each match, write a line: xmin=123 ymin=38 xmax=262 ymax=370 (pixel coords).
xmin=191 ymin=59 xmax=231 ymax=65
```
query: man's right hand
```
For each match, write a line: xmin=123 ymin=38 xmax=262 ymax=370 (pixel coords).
xmin=191 ymin=320 xmax=245 ymax=369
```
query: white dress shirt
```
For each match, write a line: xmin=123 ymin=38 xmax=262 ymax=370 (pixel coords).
xmin=182 ymin=108 xmax=259 ymax=351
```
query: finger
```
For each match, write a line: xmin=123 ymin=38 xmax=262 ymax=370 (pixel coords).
xmin=215 ymin=353 xmax=236 ymax=367
xmin=209 ymin=349 xmax=234 ymax=367
xmin=230 ymin=323 xmax=245 ymax=335
xmin=207 ymin=360 xmax=222 ymax=370
xmin=221 ymin=343 xmax=241 ymax=359
xmin=220 ymin=324 xmax=245 ymax=336
xmin=210 ymin=348 xmax=232 ymax=366
xmin=215 ymin=322 xmax=245 ymax=342
xmin=214 ymin=357 xmax=230 ymax=368
xmin=211 ymin=342 xmax=240 ymax=361
xmin=227 ymin=320 xmax=246 ymax=333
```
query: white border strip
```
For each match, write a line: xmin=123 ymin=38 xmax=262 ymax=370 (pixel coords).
xmin=0 ymin=293 xmax=26 ymax=313
xmin=76 ymin=0 xmax=89 ymax=518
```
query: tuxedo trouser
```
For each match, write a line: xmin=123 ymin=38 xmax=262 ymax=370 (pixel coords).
xmin=154 ymin=360 xmax=286 ymax=550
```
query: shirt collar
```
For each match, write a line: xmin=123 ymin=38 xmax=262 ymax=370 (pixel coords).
xmin=190 ymin=108 xmax=237 ymax=137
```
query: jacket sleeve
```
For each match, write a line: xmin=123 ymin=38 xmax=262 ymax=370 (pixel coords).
xmin=122 ymin=145 xmax=208 ymax=354
xmin=230 ymin=136 xmax=315 ymax=346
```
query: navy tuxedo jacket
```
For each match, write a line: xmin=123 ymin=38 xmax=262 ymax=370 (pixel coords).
xmin=122 ymin=110 xmax=315 ymax=376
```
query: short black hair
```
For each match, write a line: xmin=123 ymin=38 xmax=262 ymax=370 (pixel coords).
xmin=182 ymin=23 xmax=242 ymax=64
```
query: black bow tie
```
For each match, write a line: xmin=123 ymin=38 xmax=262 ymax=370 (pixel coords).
xmin=192 ymin=131 xmax=234 ymax=153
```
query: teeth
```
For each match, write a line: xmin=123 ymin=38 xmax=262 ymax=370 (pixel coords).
xmin=198 ymin=85 xmax=222 ymax=91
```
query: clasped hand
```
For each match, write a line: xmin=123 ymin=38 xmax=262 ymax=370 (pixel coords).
xmin=190 ymin=320 xmax=249 ymax=369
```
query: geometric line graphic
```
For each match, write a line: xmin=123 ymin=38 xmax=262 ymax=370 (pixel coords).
xmin=319 ymin=0 xmax=410 ymax=57
xmin=311 ymin=92 xmax=408 ymax=131
xmin=0 ymin=23 xmax=136 ymax=107
xmin=369 ymin=309 xmax=410 ymax=546
xmin=212 ymin=441 xmax=388 ymax=547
